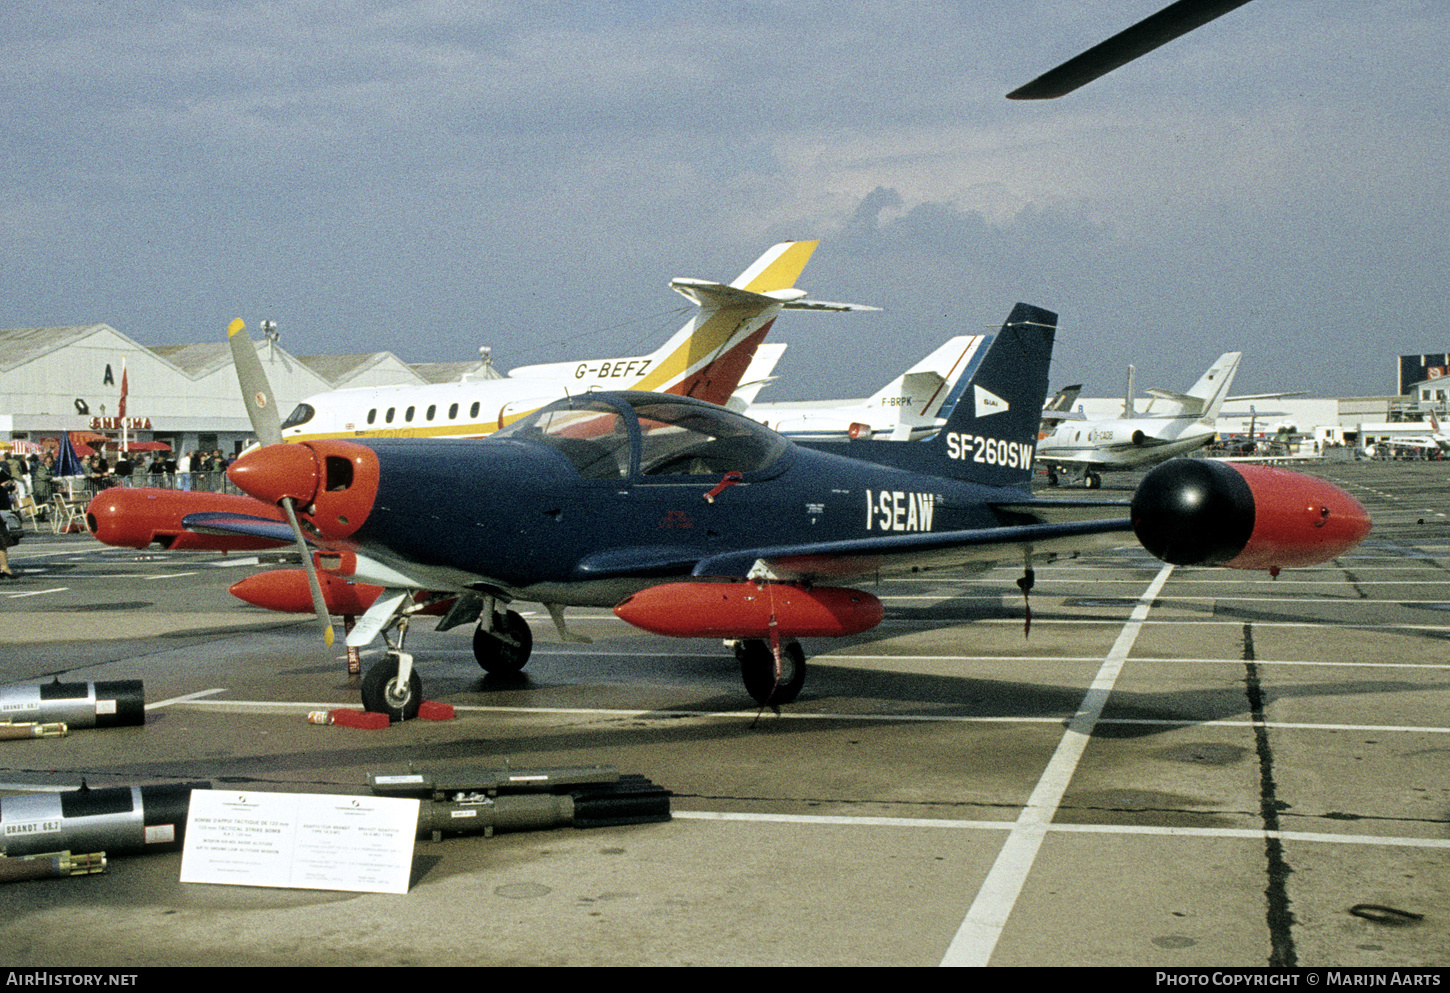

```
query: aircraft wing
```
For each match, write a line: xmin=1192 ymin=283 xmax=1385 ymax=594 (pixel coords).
xmin=182 ymin=511 xmax=303 ymax=545
xmin=685 ymin=517 xmax=1136 ymax=583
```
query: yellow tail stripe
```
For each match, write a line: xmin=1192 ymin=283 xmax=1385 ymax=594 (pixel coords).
xmin=739 ymin=240 xmax=817 ymax=292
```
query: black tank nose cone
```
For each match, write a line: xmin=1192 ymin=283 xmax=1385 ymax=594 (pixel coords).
xmin=1131 ymin=459 xmax=1255 ymax=566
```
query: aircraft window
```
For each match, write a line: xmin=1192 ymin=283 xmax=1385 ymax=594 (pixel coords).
xmin=405 ymin=406 xmax=415 ymax=423
xmin=367 ymin=409 xmax=377 ymax=425
xmin=449 ymin=403 xmax=458 ymax=420
xmin=494 ymin=398 xmax=629 ymax=479
xmin=386 ymin=408 xmax=395 ymax=424
xmin=470 ymin=401 xmax=480 ymax=418
xmin=281 ymin=403 xmax=315 ymax=429
xmin=426 ymin=404 xmax=436 ymax=421
xmin=631 ymin=398 xmax=786 ymax=477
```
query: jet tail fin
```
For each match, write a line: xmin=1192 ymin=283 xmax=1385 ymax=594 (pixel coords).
xmin=724 ymin=343 xmax=787 ymax=413
xmin=640 ymin=241 xmax=873 ymax=405
xmin=510 ymin=241 xmax=870 ymax=407
xmin=1144 ymin=352 xmax=1242 ymax=420
xmin=854 ymin=335 xmax=991 ymax=440
xmin=802 ymin=303 xmax=1057 ymax=489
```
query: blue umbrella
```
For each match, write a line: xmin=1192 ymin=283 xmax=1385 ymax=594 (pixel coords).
xmin=56 ymin=431 xmax=85 ymax=478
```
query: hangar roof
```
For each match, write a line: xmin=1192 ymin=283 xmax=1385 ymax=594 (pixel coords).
xmin=0 ymin=324 xmax=139 ymax=373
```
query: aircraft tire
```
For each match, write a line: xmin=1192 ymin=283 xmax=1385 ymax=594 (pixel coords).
xmin=1085 ymin=472 xmax=1101 ymax=489
xmin=360 ymin=655 xmax=422 ymax=722
xmin=473 ymin=610 xmax=533 ymax=673
xmin=736 ymin=639 xmax=807 ymax=706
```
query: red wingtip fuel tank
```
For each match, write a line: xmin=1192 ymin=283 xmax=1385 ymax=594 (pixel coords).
xmin=85 ymin=488 xmax=291 ymax=551
xmin=227 ymin=440 xmax=380 ymax=541
xmin=230 ymin=570 xmax=453 ymax=617
xmin=1132 ymin=460 xmax=1372 ymax=571
xmin=614 ymin=582 xmax=885 ymax=639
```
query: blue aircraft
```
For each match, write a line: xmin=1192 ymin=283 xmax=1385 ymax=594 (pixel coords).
xmin=195 ymin=304 xmax=1370 ymax=719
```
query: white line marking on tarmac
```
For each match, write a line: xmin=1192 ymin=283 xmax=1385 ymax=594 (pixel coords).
xmin=4 ymin=587 xmax=69 ymax=598
xmin=824 ymin=654 xmax=1450 ymax=671
xmin=672 ymin=811 xmax=1450 ymax=846
xmin=163 ymin=699 xmax=1450 ymax=735
xmin=145 ymin=688 xmax=226 ymax=709
xmin=940 ymin=561 xmax=1175 ymax=968
xmin=672 ymin=811 xmax=1450 ymax=851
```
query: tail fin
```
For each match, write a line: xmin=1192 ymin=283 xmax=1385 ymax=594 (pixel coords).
xmin=1143 ymin=352 xmax=1242 ymax=420
xmin=509 ymin=241 xmax=872 ymax=406
xmin=859 ymin=335 xmax=990 ymax=440
xmin=724 ymin=343 xmax=787 ymax=413
xmin=652 ymin=241 xmax=876 ymax=404
xmin=804 ymin=303 xmax=1057 ymax=489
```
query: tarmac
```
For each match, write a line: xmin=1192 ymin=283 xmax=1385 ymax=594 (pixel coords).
xmin=0 ymin=459 xmax=1446 ymax=968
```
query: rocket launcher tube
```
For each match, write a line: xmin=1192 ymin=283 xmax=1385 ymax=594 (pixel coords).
xmin=369 ymin=764 xmax=621 ymax=798
xmin=0 ymin=783 xmax=207 ymax=858
xmin=0 ymin=680 xmax=145 ymax=729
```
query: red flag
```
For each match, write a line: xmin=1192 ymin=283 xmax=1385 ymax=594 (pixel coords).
xmin=118 ymin=359 xmax=128 ymax=418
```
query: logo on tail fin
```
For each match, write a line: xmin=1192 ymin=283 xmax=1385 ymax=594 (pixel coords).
xmin=974 ymin=384 xmax=1010 ymax=417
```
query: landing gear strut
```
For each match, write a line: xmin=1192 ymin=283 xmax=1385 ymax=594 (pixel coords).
xmin=735 ymin=639 xmax=807 ymax=705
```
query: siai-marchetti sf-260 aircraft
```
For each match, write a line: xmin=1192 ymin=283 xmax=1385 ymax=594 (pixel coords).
xmin=85 ymin=240 xmax=871 ymax=552
xmin=191 ymin=302 xmax=1370 ymax=720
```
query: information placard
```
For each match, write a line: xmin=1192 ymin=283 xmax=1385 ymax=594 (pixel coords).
xmin=180 ymin=790 xmax=419 ymax=894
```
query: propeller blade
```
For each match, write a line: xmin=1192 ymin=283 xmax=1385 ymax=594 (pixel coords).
xmin=227 ymin=318 xmax=283 ymax=447
xmin=225 ymin=318 xmax=333 ymax=646
xmin=1007 ymin=0 xmax=1254 ymax=100
xmin=280 ymin=495 xmax=334 ymax=648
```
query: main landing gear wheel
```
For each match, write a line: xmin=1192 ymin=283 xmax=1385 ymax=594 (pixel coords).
xmin=473 ymin=610 xmax=533 ymax=674
xmin=736 ymin=639 xmax=807 ymax=706
xmin=360 ymin=654 xmax=422 ymax=722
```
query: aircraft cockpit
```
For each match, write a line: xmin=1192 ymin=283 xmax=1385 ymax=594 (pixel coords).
xmin=494 ymin=393 xmax=790 ymax=482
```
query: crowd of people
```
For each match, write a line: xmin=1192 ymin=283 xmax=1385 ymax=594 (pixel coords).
xmin=0 ymin=446 xmax=238 ymax=577
xmin=70 ymin=448 xmax=235 ymax=495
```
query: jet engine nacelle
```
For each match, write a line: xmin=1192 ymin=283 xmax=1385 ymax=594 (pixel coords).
xmin=614 ymin=582 xmax=884 ymax=639
xmin=1131 ymin=460 xmax=1371 ymax=571
xmin=85 ymin=488 xmax=291 ymax=551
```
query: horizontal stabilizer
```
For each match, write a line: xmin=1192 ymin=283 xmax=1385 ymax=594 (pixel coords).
xmin=669 ymin=278 xmax=877 ymax=313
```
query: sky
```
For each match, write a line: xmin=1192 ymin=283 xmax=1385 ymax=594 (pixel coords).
xmin=3 ymin=1 xmax=1446 ymax=401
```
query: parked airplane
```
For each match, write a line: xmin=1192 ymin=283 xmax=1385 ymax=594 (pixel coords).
xmin=1037 ymin=352 xmax=1244 ymax=488
xmin=1367 ymin=411 xmax=1450 ymax=458
xmin=85 ymin=242 xmax=866 ymax=552
xmin=745 ymin=334 xmax=990 ymax=441
xmin=1039 ymin=383 xmax=1083 ymax=439
xmin=277 ymin=240 xmax=873 ymax=443
xmin=196 ymin=305 xmax=1368 ymax=719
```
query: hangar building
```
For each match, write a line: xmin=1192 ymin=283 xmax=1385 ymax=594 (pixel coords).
xmin=0 ymin=324 xmax=493 ymax=456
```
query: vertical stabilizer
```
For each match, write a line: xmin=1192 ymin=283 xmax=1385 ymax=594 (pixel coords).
xmin=1189 ymin=352 xmax=1242 ymax=420
xmin=804 ymin=303 xmax=1056 ymax=489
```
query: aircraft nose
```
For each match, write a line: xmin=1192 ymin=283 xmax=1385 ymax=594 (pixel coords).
xmin=228 ymin=440 xmax=380 ymax=541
